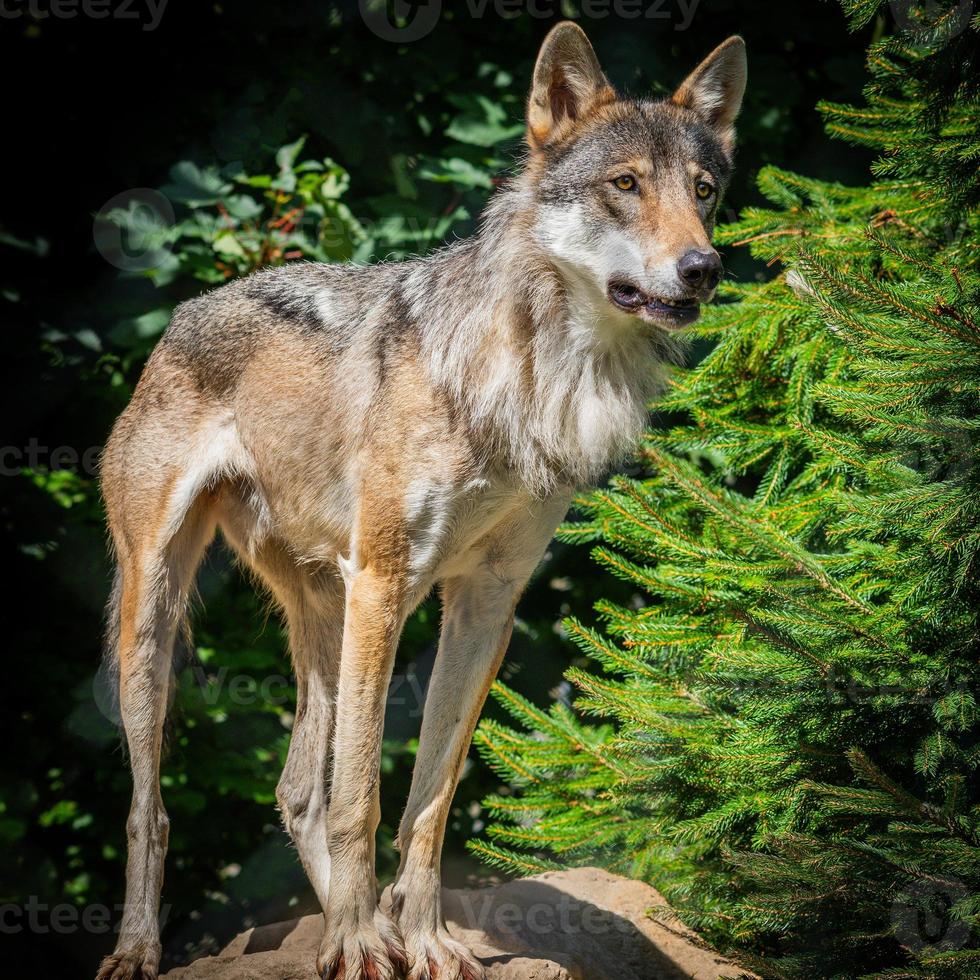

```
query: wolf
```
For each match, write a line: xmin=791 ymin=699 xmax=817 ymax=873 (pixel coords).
xmin=96 ymin=22 xmax=745 ymax=980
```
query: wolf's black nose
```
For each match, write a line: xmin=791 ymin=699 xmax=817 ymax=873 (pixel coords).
xmin=677 ymin=250 xmax=722 ymax=289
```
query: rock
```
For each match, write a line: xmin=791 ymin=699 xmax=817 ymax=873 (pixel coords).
xmin=162 ymin=867 xmax=746 ymax=980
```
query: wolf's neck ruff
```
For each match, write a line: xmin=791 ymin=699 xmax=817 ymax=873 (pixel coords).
xmin=407 ymin=177 xmax=682 ymax=497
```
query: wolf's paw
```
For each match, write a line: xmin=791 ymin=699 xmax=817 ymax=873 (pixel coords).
xmin=403 ymin=929 xmax=484 ymax=980
xmin=317 ymin=908 xmax=407 ymax=980
xmin=95 ymin=943 xmax=160 ymax=980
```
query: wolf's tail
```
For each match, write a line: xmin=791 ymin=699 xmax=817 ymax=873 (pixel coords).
xmin=97 ymin=563 xmax=125 ymax=726
xmin=97 ymin=560 xmax=192 ymax=734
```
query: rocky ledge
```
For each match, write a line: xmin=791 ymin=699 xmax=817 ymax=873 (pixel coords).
xmin=162 ymin=867 xmax=746 ymax=980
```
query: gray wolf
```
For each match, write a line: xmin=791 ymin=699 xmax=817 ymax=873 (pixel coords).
xmin=96 ymin=22 xmax=745 ymax=980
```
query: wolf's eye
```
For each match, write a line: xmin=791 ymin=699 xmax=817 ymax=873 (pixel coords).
xmin=695 ymin=180 xmax=715 ymax=200
xmin=613 ymin=175 xmax=636 ymax=192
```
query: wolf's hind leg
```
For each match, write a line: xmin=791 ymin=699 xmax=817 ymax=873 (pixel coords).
xmin=276 ymin=579 xmax=344 ymax=908
xmin=97 ymin=493 xmax=215 ymax=980
xmin=219 ymin=505 xmax=346 ymax=910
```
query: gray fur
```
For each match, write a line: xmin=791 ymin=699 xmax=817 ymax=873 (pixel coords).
xmin=96 ymin=24 xmax=746 ymax=980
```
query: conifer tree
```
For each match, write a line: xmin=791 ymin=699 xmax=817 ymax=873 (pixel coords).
xmin=472 ymin=3 xmax=980 ymax=975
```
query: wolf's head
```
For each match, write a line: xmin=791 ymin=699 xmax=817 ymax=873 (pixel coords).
xmin=525 ymin=23 xmax=746 ymax=331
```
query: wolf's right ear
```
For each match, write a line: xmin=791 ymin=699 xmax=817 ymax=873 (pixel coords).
xmin=527 ymin=23 xmax=615 ymax=149
xmin=671 ymin=36 xmax=747 ymax=155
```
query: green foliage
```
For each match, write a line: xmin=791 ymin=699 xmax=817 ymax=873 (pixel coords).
xmin=475 ymin=5 xmax=980 ymax=976
xmin=101 ymin=133 xmax=482 ymax=294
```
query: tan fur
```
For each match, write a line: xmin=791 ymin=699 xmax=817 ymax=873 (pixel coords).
xmin=97 ymin=23 xmax=745 ymax=980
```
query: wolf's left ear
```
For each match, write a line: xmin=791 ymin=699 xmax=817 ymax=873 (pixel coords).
xmin=671 ymin=36 xmax=747 ymax=155
xmin=527 ymin=22 xmax=616 ymax=149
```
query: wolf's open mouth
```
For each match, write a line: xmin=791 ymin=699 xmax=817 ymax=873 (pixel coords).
xmin=607 ymin=280 xmax=700 ymax=327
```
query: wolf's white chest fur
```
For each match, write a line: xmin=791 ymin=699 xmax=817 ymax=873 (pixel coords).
xmin=403 ymin=477 xmax=521 ymax=582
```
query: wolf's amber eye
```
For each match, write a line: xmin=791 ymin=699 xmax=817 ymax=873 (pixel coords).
xmin=613 ymin=175 xmax=636 ymax=192
xmin=695 ymin=180 xmax=715 ymax=200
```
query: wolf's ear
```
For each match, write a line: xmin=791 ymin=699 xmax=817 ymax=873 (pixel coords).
xmin=671 ymin=36 xmax=747 ymax=154
xmin=527 ymin=22 xmax=615 ymax=149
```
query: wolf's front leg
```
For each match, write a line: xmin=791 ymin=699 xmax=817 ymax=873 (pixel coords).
xmin=318 ymin=563 xmax=408 ymax=980
xmin=392 ymin=497 xmax=569 ymax=980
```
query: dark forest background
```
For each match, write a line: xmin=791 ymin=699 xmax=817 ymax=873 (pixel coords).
xmin=1 ymin=1 xmax=877 ymax=974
